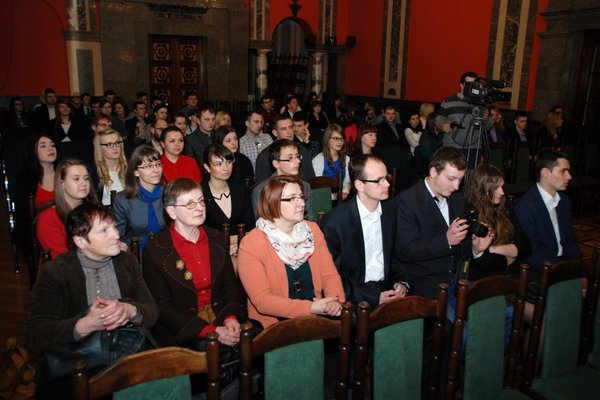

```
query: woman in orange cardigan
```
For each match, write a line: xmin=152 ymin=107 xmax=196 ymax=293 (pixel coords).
xmin=238 ymin=174 xmax=345 ymax=328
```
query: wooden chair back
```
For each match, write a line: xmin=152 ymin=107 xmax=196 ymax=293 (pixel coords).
xmin=72 ymin=336 xmax=220 ymax=400
xmin=446 ymin=265 xmax=530 ymax=400
xmin=353 ymin=283 xmax=448 ymax=400
xmin=310 ymin=170 xmax=344 ymax=208
xmin=240 ymin=302 xmax=353 ymax=400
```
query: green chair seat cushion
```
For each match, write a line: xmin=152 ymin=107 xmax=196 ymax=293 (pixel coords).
xmin=531 ymin=366 xmax=600 ymax=400
xmin=113 ymin=375 xmax=191 ymax=400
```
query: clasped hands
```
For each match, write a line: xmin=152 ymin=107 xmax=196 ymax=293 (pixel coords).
xmin=76 ymin=297 xmax=137 ymax=337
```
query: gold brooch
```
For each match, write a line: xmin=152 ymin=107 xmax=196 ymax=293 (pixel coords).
xmin=176 ymin=259 xmax=193 ymax=281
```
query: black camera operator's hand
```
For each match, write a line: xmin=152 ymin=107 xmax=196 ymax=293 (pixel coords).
xmin=447 ymin=218 xmax=469 ymax=246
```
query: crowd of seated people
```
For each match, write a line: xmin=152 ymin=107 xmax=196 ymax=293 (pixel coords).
xmin=6 ymin=87 xmax=588 ymax=397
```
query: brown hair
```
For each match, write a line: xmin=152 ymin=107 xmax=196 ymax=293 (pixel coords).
xmin=54 ymin=158 xmax=98 ymax=221
xmin=124 ymin=145 xmax=161 ymax=198
xmin=257 ymin=175 xmax=305 ymax=221
xmin=321 ymin=123 xmax=347 ymax=167
xmin=464 ymin=163 xmax=513 ymax=245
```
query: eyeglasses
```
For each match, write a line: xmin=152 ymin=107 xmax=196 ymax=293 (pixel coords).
xmin=330 ymin=136 xmax=345 ymax=142
xmin=172 ymin=197 xmax=210 ymax=210
xmin=137 ymin=161 xmax=162 ymax=170
xmin=281 ymin=194 xmax=306 ymax=203
xmin=100 ymin=140 xmax=123 ymax=149
xmin=359 ymin=174 xmax=392 ymax=185
xmin=277 ymin=154 xmax=303 ymax=162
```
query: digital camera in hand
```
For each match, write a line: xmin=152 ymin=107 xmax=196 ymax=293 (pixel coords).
xmin=462 ymin=209 xmax=489 ymax=238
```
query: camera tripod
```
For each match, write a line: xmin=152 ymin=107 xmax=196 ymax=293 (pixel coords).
xmin=451 ymin=105 xmax=491 ymax=182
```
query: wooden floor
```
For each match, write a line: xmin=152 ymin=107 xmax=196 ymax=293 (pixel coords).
xmin=0 ymin=197 xmax=599 ymax=347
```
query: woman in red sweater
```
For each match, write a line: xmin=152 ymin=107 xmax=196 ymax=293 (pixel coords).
xmin=160 ymin=126 xmax=202 ymax=183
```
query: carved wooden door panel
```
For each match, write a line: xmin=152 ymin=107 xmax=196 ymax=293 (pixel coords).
xmin=148 ymin=35 xmax=207 ymax=114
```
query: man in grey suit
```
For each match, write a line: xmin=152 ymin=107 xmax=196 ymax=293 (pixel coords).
xmin=321 ymin=154 xmax=408 ymax=308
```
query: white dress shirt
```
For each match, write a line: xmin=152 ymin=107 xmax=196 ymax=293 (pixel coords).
xmin=537 ymin=184 xmax=563 ymax=257
xmin=356 ymin=197 xmax=385 ymax=283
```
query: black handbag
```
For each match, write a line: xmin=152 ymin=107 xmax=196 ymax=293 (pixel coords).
xmin=39 ymin=324 xmax=158 ymax=383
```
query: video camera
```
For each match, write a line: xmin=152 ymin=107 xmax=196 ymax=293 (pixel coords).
xmin=463 ymin=78 xmax=512 ymax=106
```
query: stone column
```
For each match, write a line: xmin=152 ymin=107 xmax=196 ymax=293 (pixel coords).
xmin=310 ymin=51 xmax=326 ymax=97
xmin=255 ymin=48 xmax=270 ymax=97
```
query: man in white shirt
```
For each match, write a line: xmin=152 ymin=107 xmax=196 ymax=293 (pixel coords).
xmin=321 ymin=154 xmax=408 ymax=307
xmin=513 ymin=149 xmax=581 ymax=271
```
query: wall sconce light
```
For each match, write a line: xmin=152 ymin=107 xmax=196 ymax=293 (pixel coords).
xmin=326 ymin=35 xmax=337 ymax=47
xmin=345 ymin=36 xmax=356 ymax=49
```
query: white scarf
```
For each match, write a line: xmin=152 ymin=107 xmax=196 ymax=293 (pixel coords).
xmin=256 ymin=218 xmax=315 ymax=270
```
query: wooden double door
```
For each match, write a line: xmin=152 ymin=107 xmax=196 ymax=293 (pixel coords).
xmin=148 ymin=35 xmax=207 ymax=113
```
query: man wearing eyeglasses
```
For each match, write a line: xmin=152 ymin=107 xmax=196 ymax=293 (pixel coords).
xmin=321 ymin=154 xmax=407 ymax=308
xmin=251 ymin=139 xmax=315 ymax=221
xmin=254 ymin=114 xmax=316 ymax=181
xmin=394 ymin=147 xmax=490 ymax=299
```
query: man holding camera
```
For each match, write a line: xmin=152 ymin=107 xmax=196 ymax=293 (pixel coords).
xmin=394 ymin=147 xmax=492 ymax=299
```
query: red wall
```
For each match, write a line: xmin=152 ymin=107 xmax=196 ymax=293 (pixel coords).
xmin=405 ymin=0 xmax=493 ymax=102
xmin=344 ymin=0 xmax=385 ymax=97
xmin=526 ymin=0 xmax=549 ymax=110
xmin=0 ymin=0 xmax=70 ymax=97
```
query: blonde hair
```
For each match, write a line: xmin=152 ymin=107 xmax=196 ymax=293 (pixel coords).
xmin=93 ymin=129 xmax=127 ymax=191
xmin=215 ymin=111 xmax=232 ymax=129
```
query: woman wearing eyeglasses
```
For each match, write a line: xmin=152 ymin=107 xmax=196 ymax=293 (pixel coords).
xmin=201 ymin=145 xmax=254 ymax=255
xmin=312 ymin=123 xmax=351 ymax=200
xmin=159 ymin=126 xmax=202 ymax=183
xmin=142 ymin=177 xmax=246 ymax=348
xmin=113 ymin=145 xmax=165 ymax=250
xmin=90 ymin=129 xmax=127 ymax=205
xmin=238 ymin=174 xmax=345 ymax=328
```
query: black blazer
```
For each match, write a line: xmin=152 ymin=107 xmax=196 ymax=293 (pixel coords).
xmin=201 ymin=179 xmax=255 ymax=233
xmin=394 ymin=179 xmax=468 ymax=299
xmin=377 ymin=121 xmax=409 ymax=147
xmin=142 ymin=226 xmax=246 ymax=346
xmin=321 ymin=197 xmax=401 ymax=308
xmin=183 ymin=130 xmax=211 ymax=168
xmin=254 ymin=142 xmax=316 ymax=181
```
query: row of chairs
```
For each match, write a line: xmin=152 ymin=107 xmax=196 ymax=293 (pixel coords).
xmin=71 ymin=248 xmax=600 ymax=399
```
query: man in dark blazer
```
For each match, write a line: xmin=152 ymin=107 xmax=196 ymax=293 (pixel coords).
xmin=376 ymin=104 xmax=409 ymax=147
xmin=33 ymin=87 xmax=58 ymax=131
xmin=394 ymin=147 xmax=491 ymax=300
xmin=321 ymin=154 xmax=408 ymax=308
xmin=513 ymin=149 xmax=581 ymax=271
xmin=183 ymin=105 xmax=215 ymax=168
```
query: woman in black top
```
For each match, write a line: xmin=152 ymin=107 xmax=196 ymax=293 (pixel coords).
xmin=201 ymin=144 xmax=255 ymax=255
xmin=464 ymin=163 xmax=531 ymax=281
xmin=213 ymin=125 xmax=254 ymax=184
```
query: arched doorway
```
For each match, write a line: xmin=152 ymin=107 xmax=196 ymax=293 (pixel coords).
xmin=269 ymin=17 xmax=315 ymax=103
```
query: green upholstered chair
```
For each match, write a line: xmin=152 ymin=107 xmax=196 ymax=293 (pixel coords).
xmin=353 ymin=283 xmax=449 ymax=400
xmin=523 ymin=256 xmax=600 ymax=400
xmin=446 ymin=265 xmax=531 ymax=400
xmin=72 ymin=336 xmax=220 ymax=400
xmin=310 ymin=172 xmax=344 ymax=215
xmin=239 ymin=302 xmax=353 ymax=400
